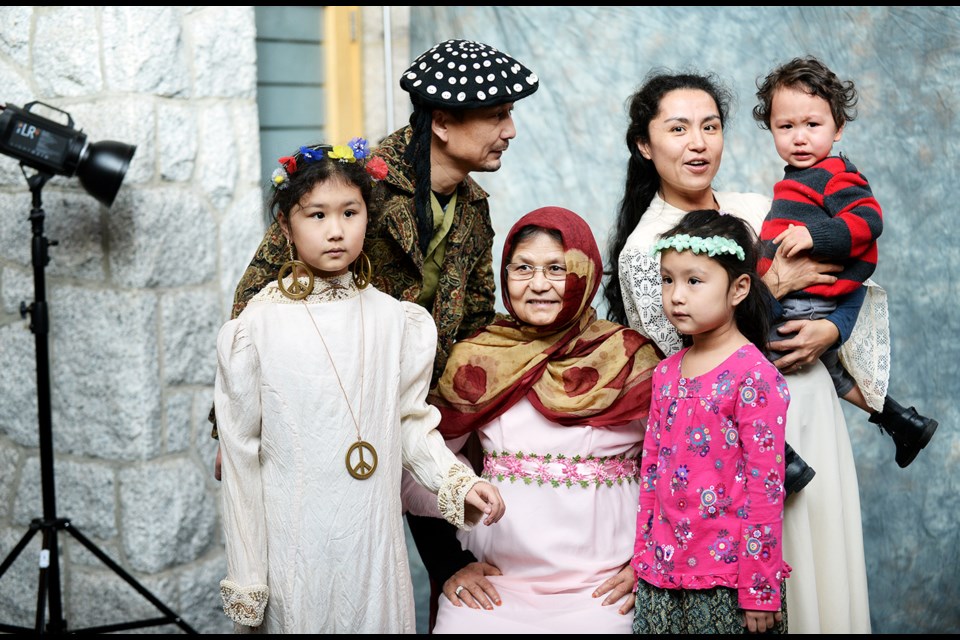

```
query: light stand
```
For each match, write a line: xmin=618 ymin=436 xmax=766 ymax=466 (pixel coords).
xmin=0 ymin=138 xmax=197 ymax=632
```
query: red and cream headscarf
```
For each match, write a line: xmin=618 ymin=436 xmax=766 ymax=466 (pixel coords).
xmin=430 ymin=206 xmax=661 ymax=439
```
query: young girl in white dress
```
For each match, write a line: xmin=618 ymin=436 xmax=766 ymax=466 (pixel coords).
xmin=215 ymin=140 xmax=505 ymax=633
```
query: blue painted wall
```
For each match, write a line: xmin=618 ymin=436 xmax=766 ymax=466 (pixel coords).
xmin=407 ymin=6 xmax=959 ymax=634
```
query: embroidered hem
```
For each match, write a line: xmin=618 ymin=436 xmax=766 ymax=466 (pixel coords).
xmin=437 ymin=462 xmax=480 ymax=530
xmin=220 ymin=578 xmax=269 ymax=627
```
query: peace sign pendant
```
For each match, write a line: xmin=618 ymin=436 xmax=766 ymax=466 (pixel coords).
xmin=278 ymin=260 xmax=313 ymax=300
xmin=346 ymin=440 xmax=378 ymax=480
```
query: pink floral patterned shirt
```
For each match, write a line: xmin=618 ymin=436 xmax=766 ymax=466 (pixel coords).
xmin=631 ymin=344 xmax=790 ymax=611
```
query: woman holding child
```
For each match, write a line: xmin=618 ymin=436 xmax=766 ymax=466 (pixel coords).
xmin=604 ymin=69 xmax=872 ymax=633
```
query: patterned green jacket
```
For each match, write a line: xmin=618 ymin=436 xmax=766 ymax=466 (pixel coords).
xmin=228 ymin=125 xmax=497 ymax=385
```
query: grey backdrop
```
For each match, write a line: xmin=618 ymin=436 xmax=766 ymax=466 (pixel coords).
xmin=407 ymin=6 xmax=959 ymax=634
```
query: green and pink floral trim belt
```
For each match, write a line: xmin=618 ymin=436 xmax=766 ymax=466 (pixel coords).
xmin=482 ymin=450 xmax=640 ymax=488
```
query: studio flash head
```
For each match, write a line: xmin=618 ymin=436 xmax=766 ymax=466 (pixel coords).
xmin=0 ymin=100 xmax=136 ymax=207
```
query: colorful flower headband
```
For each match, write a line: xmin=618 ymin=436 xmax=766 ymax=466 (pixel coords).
xmin=270 ymin=136 xmax=389 ymax=190
xmin=651 ymin=233 xmax=745 ymax=261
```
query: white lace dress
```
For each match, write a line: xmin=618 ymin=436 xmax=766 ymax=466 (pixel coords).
xmin=215 ymin=274 xmax=479 ymax=634
xmin=618 ymin=192 xmax=873 ymax=633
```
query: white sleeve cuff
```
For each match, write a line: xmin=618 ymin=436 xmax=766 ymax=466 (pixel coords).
xmin=220 ymin=578 xmax=269 ymax=627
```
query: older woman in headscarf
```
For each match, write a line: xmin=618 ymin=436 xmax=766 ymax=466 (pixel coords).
xmin=403 ymin=206 xmax=661 ymax=633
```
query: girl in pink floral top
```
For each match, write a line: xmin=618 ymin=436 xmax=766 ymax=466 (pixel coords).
xmin=631 ymin=210 xmax=790 ymax=634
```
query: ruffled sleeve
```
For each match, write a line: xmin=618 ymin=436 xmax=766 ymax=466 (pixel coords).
xmin=401 ymin=434 xmax=471 ymax=519
xmin=397 ymin=302 xmax=481 ymax=529
xmin=619 ymin=247 xmax=684 ymax=357
xmin=214 ymin=318 xmax=269 ymax=627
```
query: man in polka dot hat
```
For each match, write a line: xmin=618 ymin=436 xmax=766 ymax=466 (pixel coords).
xmin=390 ymin=38 xmax=538 ymax=630
xmin=399 ymin=39 xmax=539 ymax=256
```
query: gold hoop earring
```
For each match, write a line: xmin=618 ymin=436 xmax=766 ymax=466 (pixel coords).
xmin=351 ymin=250 xmax=373 ymax=289
xmin=278 ymin=242 xmax=314 ymax=300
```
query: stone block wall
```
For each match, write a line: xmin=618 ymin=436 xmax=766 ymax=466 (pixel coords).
xmin=0 ymin=6 xmax=264 ymax=633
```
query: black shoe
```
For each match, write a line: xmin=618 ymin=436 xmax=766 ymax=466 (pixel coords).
xmin=784 ymin=442 xmax=816 ymax=497
xmin=869 ymin=396 xmax=939 ymax=468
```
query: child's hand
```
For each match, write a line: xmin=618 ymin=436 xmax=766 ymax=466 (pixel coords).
xmin=464 ymin=481 xmax=505 ymax=526
xmin=774 ymin=223 xmax=813 ymax=258
xmin=742 ymin=609 xmax=781 ymax=633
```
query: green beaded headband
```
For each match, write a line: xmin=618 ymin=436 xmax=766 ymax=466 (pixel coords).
xmin=651 ymin=233 xmax=745 ymax=261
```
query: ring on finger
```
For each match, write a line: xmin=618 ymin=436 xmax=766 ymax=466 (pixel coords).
xmin=455 ymin=585 xmax=465 ymax=597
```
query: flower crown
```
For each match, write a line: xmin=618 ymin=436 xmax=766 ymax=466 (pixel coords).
xmin=270 ymin=136 xmax=389 ymax=190
xmin=651 ymin=233 xmax=745 ymax=261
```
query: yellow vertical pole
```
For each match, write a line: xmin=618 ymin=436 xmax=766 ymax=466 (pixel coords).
xmin=324 ymin=6 xmax=364 ymax=142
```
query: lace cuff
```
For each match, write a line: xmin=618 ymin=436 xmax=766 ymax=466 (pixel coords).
xmin=220 ymin=579 xmax=269 ymax=627
xmin=437 ymin=462 xmax=481 ymax=530
xmin=838 ymin=279 xmax=890 ymax=412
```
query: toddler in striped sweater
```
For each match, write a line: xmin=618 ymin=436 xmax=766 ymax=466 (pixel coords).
xmin=753 ymin=55 xmax=937 ymax=470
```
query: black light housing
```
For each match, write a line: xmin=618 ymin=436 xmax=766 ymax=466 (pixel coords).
xmin=0 ymin=100 xmax=136 ymax=207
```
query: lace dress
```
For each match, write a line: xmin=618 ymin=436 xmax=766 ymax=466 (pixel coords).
xmin=216 ymin=274 xmax=479 ymax=633
xmin=618 ymin=192 xmax=872 ymax=633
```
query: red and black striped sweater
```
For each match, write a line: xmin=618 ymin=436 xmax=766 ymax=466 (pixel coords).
xmin=758 ymin=154 xmax=883 ymax=298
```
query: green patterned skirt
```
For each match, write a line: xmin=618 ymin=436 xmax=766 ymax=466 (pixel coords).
xmin=632 ymin=580 xmax=788 ymax=634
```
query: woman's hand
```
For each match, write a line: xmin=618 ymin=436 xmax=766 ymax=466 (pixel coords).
xmin=763 ymin=245 xmax=840 ymax=300
xmin=443 ymin=561 xmax=503 ymax=610
xmin=592 ymin=563 xmax=636 ymax=615
xmin=768 ymin=318 xmax=840 ymax=373
xmin=743 ymin=609 xmax=781 ymax=633
xmin=465 ymin=481 xmax=505 ymax=526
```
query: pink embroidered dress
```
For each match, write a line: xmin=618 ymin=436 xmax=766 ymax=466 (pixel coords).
xmin=631 ymin=344 xmax=791 ymax=612
xmin=403 ymin=397 xmax=643 ymax=634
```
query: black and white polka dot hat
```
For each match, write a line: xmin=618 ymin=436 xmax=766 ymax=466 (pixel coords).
xmin=400 ymin=39 xmax=539 ymax=109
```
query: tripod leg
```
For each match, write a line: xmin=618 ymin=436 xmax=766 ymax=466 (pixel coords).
xmin=63 ymin=523 xmax=198 ymax=634
xmin=0 ymin=522 xmax=41 ymax=579
xmin=35 ymin=559 xmax=47 ymax=634
xmin=38 ymin=524 xmax=66 ymax=634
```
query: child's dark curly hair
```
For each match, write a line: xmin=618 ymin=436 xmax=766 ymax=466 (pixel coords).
xmin=753 ymin=56 xmax=858 ymax=131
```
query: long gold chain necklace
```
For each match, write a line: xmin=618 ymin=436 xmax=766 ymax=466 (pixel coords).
xmin=302 ymin=285 xmax=377 ymax=480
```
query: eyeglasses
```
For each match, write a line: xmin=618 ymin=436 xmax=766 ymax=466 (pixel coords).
xmin=504 ymin=263 xmax=567 ymax=281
